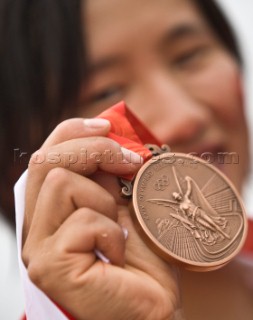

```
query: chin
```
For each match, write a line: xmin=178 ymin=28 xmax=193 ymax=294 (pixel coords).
xmin=218 ymin=163 xmax=245 ymax=194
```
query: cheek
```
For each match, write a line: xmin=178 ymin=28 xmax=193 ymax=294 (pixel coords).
xmin=77 ymin=103 xmax=109 ymax=119
xmin=185 ymin=54 xmax=245 ymax=128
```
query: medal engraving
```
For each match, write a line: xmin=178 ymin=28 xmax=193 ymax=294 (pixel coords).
xmin=154 ymin=175 xmax=170 ymax=191
xmin=131 ymin=153 xmax=247 ymax=271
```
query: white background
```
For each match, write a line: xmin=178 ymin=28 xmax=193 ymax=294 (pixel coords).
xmin=217 ymin=0 xmax=253 ymax=216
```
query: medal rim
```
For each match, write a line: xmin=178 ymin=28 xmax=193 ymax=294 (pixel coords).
xmin=131 ymin=152 xmax=248 ymax=271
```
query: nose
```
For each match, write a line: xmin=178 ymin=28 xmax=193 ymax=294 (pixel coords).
xmin=127 ymin=73 xmax=211 ymax=147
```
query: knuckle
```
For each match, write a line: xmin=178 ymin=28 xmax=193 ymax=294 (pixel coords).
xmin=44 ymin=167 xmax=70 ymax=189
xmin=21 ymin=245 xmax=30 ymax=268
xmin=55 ymin=118 xmax=78 ymax=134
xmin=75 ymin=207 xmax=98 ymax=224
xmin=55 ymin=119 xmax=70 ymax=131
xmin=28 ymin=150 xmax=46 ymax=170
xmin=27 ymin=255 xmax=46 ymax=286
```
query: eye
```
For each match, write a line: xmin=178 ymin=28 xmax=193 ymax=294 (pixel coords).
xmin=88 ymin=86 xmax=123 ymax=105
xmin=173 ymin=46 xmax=209 ymax=68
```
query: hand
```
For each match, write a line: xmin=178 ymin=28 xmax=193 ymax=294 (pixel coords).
xmin=22 ymin=118 xmax=181 ymax=320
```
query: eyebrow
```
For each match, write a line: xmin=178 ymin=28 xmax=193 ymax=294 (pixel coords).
xmin=161 ymin=23 xmax=208 ymax=45
xmin=87 ymin=56 xmax=125 ymax=75
xmin=87 ymin=23 xmax=208 ymax=75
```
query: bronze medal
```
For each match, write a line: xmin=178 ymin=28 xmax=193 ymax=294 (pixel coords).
xmin=126 ymin=150 xmax=247 ymax=271
xmin=97 ymin=102 xmax=247 ymax=271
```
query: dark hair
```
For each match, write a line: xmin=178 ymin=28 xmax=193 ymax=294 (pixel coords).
xmin=194 ymin=0 xmax=241 ymax=63
xmin=0 ymin=0 xmax=86 ymax=225
xmin=0 ymin=0 xmax=242 ymax=226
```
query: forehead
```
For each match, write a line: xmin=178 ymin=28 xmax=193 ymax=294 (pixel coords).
xmin=84 ymin=0 xmax=209 ymax=60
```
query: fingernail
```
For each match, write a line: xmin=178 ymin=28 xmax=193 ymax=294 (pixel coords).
xmin=121 ymin=147 xmax=143 ymax=164
xmin=122 ymin=227 xmax=128 ymax=240
xmin=84 ymin=118 xmax=110 ymax=129
xmin=94 ymin=249 xmax=110 ymax=264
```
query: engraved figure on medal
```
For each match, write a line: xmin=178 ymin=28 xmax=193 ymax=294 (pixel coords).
xmin=132 ymin=153 xmax=247 ymax=269
xmin=150 ymin=168 xmax=231 ymax=247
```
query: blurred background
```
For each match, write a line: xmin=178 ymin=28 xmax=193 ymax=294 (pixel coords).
xmin=217 ymin=0 xmax=253 ymax=217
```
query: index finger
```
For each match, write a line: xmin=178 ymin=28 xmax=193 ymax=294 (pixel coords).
xmin=41 ymin=118 xmax=111 ymax=149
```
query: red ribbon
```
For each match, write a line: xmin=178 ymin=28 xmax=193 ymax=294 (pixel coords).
xmin=100 ymin=101 xmax=160 ymax=151
xmin=97 ymin=101 xmax=162 ymax=180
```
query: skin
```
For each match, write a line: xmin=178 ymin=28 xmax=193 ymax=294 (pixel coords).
xmin=23 ymin=120 xmax=180 ymax=320
xmin=22 ymin=0 xmax=252 ymax=319
xmin=80 ymin=0 xmax=249 ymax=190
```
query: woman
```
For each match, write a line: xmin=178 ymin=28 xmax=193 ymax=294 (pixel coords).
xmin=11 ymin=0 xmax=253 ymax=319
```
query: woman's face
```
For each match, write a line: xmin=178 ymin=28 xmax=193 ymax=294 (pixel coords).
xmin=79 ymin=0 xmax=249 ymax=191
